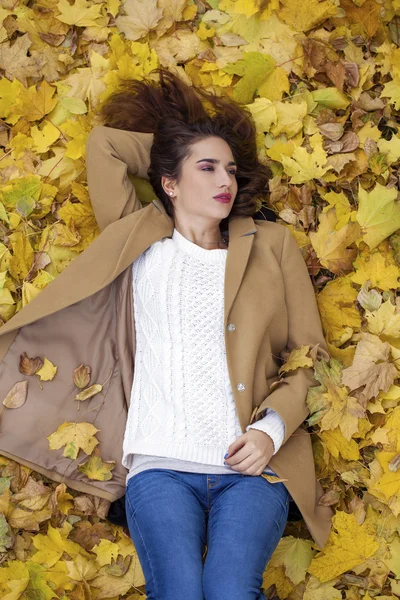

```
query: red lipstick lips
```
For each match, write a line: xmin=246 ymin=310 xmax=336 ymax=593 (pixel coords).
xmin=214 ymin=193 xmax=231 ymax=203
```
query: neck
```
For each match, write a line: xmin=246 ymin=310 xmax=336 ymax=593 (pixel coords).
xmin=173 ymin=221 xmax=226 ymax=250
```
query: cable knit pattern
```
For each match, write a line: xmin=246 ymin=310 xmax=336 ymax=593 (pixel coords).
xmin=122 ymin=228 xmax=286 ymax=483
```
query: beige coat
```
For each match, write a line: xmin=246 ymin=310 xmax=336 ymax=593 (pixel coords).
xmin=0 ymin=126 xmax=334 ymax=548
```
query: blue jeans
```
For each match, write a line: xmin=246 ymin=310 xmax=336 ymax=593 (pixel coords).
xmin=125 ymin=468 xmax=290 ymax=599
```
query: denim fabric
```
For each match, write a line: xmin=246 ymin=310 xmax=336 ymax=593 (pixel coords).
xmin=125 ymin=468 xmax=290 ymax=599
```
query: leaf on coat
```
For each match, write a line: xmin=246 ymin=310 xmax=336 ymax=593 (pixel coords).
xmin=278 ymin=344 xmax=313 ymax=375
xmin=19 ymin=351 xmax=44 ymax=376
xmin=74 ymin=383 xmax=102 ymax=401
xmin=35 ymin=357 xmax=58 ymax=381
xmin=73 ymin=364 xmax=92 ymax=389
xmin=261 ymin=473 xmax=288 ymax=484
xmin=47 ymin=422 xmax=99 ymax=460
xmin=2 ymin=381 xmax=28 ymax=409
xmin=77 ymin=447 xmax=116 ymax=481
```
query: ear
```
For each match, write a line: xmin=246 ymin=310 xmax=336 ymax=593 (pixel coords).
xmin=161 ymin=175 xmax=176 ymax=198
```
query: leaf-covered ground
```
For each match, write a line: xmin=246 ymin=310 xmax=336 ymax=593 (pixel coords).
xmin=1 ymin=0 xmax=400 ymax=597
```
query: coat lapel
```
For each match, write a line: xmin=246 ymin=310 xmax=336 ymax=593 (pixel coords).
xmin=0 ymin=198 xmax=257 ymax=336
xmin=224 ymin=215 xmax=257 ymax=325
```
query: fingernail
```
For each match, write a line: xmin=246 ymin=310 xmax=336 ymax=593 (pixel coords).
xmin=224 ymin=452 xmax=228 ymax=459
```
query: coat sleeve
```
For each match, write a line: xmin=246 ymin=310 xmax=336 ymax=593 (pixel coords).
xmin=86 ymin=125 xmax=154 ymax=232
xmin=252 ymin=225 xmax=331 ymax=446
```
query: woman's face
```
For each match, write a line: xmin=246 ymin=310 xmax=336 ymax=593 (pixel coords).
xmin=162 ymin=136 xmax=238 ymax=221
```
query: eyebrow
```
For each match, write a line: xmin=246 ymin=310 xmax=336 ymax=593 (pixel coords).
xmin=196 ymin=158 xmax=237 ymax=167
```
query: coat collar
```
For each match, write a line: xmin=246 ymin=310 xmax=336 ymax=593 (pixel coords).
xmin=0 ymin=199 xmax=257 ymax=335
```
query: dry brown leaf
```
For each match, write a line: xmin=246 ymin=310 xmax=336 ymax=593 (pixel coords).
xmin=2 ymin=381 xmax=28 ymax=409
xmin=73 ymin=364 xmax=92 ymax=389
xmin=19 ymin=351 xmax=44 ymax=376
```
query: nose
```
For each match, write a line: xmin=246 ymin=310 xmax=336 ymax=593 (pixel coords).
xmin=218 ymin=169 xmax=232 ymax=188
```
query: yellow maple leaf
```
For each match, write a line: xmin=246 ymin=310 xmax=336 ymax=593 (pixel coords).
xmin=220 ymin=0 xmax=263 ymax=18
xmin=17 ymin=81 xmax=58 ymax=122
xmin=258 ymin=66 xmax=289 ymax=102
xmin=262 ymin=564 xmax=296 ymax=598
xmin=47 ymin=421 xmax=99 ymax=460
xmin=9 ymin=132 xmax=35 ymax=159
xmin=56 ymin=0 xmax=104 ymax=27
xmin=53 ymin=483 xmax=74 ymax=515
xmin=378 ymin=135 xmax=400 ymax=164
xmin=350 ymin=249 xmax=400 ymax=291
xmin=0 ymin=560 xmax=29 ymax=598
xmin=92 ymin=539 xmax=120 ymax=567
xmin=35 ymin=357 xmax=57 ymax=382
xmin=281 ymin=144 xmax=333 ymax=184
xmin=320 ymin=190 xmax=355 ymax=229
xmin=369 ymin=450 xmax=400 ymax=501
xmin=30 ymin=121 xmax=60 ymax=154
xmin=197 ymin=22 xmax=215 ymax=40
xmin=381 ymin=75 xmax=400 ymax=109
xmin=316 ymin=274 xmax=361 ymax=346
xmin=45 ymin=560 xmax=75 ymax=592
xmin=309 ymin=207 xmax=361 ymax=274
xmin=269 ymin=535 xmax=316 ymax=585
xmin=320 ymin=427 xmax=360 ymax=460
xmin=308 ymin=510 xmax=379 ymax=582
xmin=60 ymin=115 xmax=91 ymax=160
xmin=58 ymin=198 xmax=100 ymax=252
xmin=356 ymin=182 xmax=400 ymax=250
xmin=270 ymin=100 xmax=308 ymax=138
xmin=279 ymin=345 xmax=313 ymax=375
xmin=77 ymin=448 xmax=116 ymax=481
xmin=65 ymin=553 xmax=99 ymax=581
xmin=278 ymin=0 xmax=338 ymax=32
xmin=365 ymin=298 xmax=400 ymax=338
xmin=31 ymin=522 xmax=83 ymax=568
xmin=245 ymin=97 xmax=277 ymax=136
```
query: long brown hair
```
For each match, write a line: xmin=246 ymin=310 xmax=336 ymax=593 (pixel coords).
xmin=96 ymin=68 xmax=273 ymax=231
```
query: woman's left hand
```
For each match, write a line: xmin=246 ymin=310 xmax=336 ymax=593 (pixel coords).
xmin=224 ymin=430 xmax=275 ymax=476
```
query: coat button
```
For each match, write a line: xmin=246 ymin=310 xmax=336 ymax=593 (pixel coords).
xmin=227 ymin=323 xmax=236 ymax=332
xmin=237 ymin=383 xmax=246 ymax=391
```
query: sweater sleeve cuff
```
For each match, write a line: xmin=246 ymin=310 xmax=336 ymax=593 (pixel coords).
xmin=245 ymin=408 xmax=286 ymax=455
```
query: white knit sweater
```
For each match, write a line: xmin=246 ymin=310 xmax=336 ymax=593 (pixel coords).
xmin=122 ymin=228 xmax=285 ymax=483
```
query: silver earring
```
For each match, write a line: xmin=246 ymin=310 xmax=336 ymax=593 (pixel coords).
xmin=169 ymin=192 xmax=173 ymax=196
